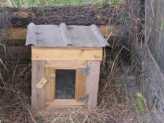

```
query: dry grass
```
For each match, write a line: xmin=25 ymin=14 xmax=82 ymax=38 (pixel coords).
xmin=0 ymin=38 xmax=137 ymax=123
xmin=0 ymin=0 xmax=124 ymax=7
xmin=0 ymin=1 xmax=144 ymax=122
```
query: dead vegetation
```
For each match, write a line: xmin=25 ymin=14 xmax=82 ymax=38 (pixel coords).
xmin=0 ymin=1 xmax=144 ymax=123
xmin=0 ymin=36 xmax=137 ymax=123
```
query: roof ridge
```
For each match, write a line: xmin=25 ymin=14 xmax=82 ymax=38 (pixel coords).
xmin=59 ymin=23 xmax=73 ymax=46
xmin=26 ymin=23 xmax=37 ymax=46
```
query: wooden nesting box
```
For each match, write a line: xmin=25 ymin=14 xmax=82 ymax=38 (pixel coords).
xmin=26 ymin=23 xmax=108 ymax=111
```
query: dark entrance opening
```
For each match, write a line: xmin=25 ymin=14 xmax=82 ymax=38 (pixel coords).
xmin=55 ymin=69 xmax=76 ymax=99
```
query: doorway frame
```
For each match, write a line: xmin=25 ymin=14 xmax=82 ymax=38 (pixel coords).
xmin=55 ymin=69 xmax=76 ymax=100
xmin=44 ymin=61 xmax=86 ymax=106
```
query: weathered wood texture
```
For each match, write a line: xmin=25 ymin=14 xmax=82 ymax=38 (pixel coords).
xmin=86 ymin=61 xmax=101 ymax=108
xmin=45 ymin=67 xmax=55 ymax=102
xmin=32 ymin=48 xmax=103 ymax=61
xmin=45 ymin=61 xmax=87 ymax=69
xmin=76 ymin=69 xmax=86 ymax=101
xmin=32 ymin=61 xmax=46 ymax=110
xmin=32 ymin=60 xmax=101 ymax=110
xmin=46 ymin=100 xmax=84 ymax=108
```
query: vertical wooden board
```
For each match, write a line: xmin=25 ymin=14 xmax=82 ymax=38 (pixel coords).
xmin=76 ymin=69 xmax=86 ymax=101
xmin=50 ymin=69 xmax=55 ymax=100
xmin=32 ymin=48 xmax=103 ymax=61
xmin=32 ymin=61 xmax=46 ymax=110
xmin=45 ymin=67 xmax=55 ymax=101
xmin=32 ymin=61 xmax=38 ymax=110
xmin=86 ymin=61 xmax=101 ymax=108
xmin=44 ymin=67 xmax=51 ymax=102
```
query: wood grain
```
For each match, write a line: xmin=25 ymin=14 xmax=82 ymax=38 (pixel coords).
xmin=32 ymin=48 xmax=103 ymax=61
xmin=76 ymin=69 xmax=86 ymax=100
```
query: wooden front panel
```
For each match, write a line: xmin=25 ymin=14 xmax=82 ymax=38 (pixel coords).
xmin=32 ymin=60 xmax=96 ymax=111
xmin=32 ymin=48 xmax=103 ymax=61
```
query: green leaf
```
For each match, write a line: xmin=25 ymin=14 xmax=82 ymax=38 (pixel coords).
xmin=135 ymin=93 xmax=146 ymax=113
xmin=160 ymin=20 xmax=164 ymax=31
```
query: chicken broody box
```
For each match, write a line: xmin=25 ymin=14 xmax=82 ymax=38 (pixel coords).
xmin=26 ymin=23 xmax=108 ymax=111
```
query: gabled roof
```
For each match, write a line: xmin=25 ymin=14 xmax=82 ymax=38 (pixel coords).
xmin=26 ymin=23 xmax=108 ymax=48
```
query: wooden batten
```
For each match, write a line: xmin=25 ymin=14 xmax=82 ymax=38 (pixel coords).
xmin=47 ymin=99 xmax=84 ymax=108
xmin=44 ymin=67 xmax=55 ymax=102
xmin=32 ymin=48 xmax=103 ymax=61
xmin=76 ymin=69 xmax=86 ymax=101
xmin=45 ymin=61 xmax=87 ymax=69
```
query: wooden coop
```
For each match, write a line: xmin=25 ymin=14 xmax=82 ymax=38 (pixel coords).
xmin=26 ymin=23 xmax=108 ymax=110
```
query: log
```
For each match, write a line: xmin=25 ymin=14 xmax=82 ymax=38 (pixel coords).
xmin=0 ymin=6 xmax=127 ymax=46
